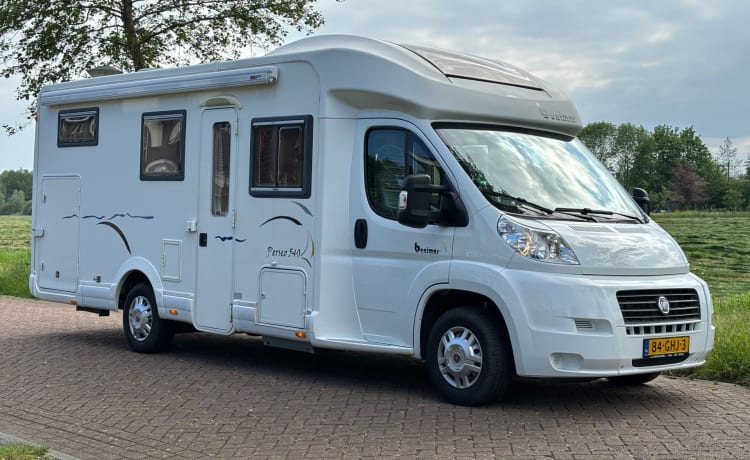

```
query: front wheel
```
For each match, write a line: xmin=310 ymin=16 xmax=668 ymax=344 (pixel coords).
xmin=426 ymin=307 xmax=513 ymax=406
xmin=123 ymin=283 xmax=174 ymax=353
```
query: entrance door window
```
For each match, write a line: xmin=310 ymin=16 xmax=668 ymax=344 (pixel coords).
xmin=212 ymin=122 xmax=231 ymax=216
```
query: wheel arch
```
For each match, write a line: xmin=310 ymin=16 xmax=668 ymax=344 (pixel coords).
xmin=114 ymin=257 xmax=164 ymax=310
xmin=118 ymin=271 xmax=152 ymax=309
xmin=416 ymin=288 xmax=516 ymax=374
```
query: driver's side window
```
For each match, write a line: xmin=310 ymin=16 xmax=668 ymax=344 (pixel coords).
xmin=365 ymin=128 xmax=443 ymax=219
xmin=140 ymin=110 xmax=186 ymax=181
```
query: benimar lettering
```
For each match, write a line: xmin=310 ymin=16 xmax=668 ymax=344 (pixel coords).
xmin=414 ymin=242 xmax=440 ymax=255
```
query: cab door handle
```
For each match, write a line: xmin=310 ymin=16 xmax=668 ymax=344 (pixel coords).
xmin=354 ymin=219 xmax=368 ymax=249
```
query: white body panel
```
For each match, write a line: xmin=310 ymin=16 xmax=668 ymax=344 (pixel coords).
xmin=30 ymin=35 xmax=713 ymax=381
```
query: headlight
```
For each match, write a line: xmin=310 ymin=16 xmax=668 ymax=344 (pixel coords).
xmin=497 ymin=216 xmax=579 ymax=265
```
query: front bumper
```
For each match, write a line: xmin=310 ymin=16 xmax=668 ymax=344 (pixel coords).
xmin=492 ymin=270 xmax=715 ymax=377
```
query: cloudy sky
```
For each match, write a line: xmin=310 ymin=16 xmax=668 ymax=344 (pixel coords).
xmin=2 ymin=0 xmax=749 ymax=171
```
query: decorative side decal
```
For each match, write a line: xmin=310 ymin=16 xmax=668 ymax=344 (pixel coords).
xmin=105 ymin=213 xmax=154 ymax=220
xmin=62 ymin=213 xmax=154 ymax=221
xmin=97 ymin=221 xmax=132 ymax=254
xmin=66 ymin=212 xmax=153 ymax=255
xmin=258 ymin=214 xmax=315 ymax=268
xmin=292 ymin=201 xmax=313 ymax=217
xmin=213 ymin=210 xmax=315 ymax=268
xmin=214 ymin=236 xmax=247 ymax=243
xmin=259 ymin=215 xmax=303 ymax=227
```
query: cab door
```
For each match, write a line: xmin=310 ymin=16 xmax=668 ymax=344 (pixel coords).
xmin=350 ymin=119 xmax=454 ymax=347
xmin=194 ymin=108 xmax=238 ymax=333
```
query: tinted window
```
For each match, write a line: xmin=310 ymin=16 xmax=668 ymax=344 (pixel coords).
xmin=58 ymin=108 xmax=98 ymax=147
xmin=212 ymin=122 xmax=231 ymax=216
xmin=141 ymin=111 xmax=186 ymax=180
xmin=250 ymin=116 xmax=312 ymax=198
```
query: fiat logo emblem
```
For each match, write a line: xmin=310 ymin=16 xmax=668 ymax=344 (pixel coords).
xmin=657 ymin=296 xmax=670 ymax=315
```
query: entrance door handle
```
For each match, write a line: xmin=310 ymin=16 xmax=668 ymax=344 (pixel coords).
xmin=199 ymin=232 xmax=208 ymax=247
xmin=354 ymin=219 xmax=368 ymax=249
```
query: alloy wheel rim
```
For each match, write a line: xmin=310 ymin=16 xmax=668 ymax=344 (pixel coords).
xmin=129 ymin=295 xmax=153 ymax=342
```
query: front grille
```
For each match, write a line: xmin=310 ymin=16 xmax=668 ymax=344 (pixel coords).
xmin=617 ymin=289 xmax=701 ymax=325
xmin=626 ymin=322 xmax=698 ymax=336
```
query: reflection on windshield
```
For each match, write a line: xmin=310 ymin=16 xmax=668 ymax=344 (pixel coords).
xmin=436 ymin=128 xmax=643 ymax=219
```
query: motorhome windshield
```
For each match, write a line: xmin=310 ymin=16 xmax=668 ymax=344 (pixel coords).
xmin=435 ymin=127 xmax=644 ymax=222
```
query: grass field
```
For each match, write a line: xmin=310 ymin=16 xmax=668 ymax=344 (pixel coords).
xmin=653 ymin=212 xmax=750 ymax=299
xmin=0 ymin=215 xmax=31 ymax=298
xmin=0 ymin=442 xmax=51 ymax=460
xmin=653 ymin=211 xmax=750 ymax=386
xmin=1 ymin=213 xmax=748 ymax=386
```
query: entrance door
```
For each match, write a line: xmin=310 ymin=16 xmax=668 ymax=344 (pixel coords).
xmin=36 ymin=176 xmax=80 ymax=292
xmin=194 ymin=108 xmax=238 ymax=332
xmin=350 ymin=119 xmax=455 ymax=347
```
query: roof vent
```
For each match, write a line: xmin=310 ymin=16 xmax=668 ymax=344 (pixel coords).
xmin=399 ymin=44 xmax=543 ymax=91
xmin=87 ymin=65 xmax=123 ymax=78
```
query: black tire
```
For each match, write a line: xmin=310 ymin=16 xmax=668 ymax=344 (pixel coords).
xmin=607 ymin=372 xmax=660 ymax=386
xmin=123 ymin=283 xmax=174 ymax=353
xmin=426 ymin=307 xmax=513 ymax=406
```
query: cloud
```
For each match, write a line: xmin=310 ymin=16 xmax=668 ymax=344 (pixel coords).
xmin=2 ymin=0 xmax=750 ymax=170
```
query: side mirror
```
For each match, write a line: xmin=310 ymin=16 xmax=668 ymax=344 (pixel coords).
xmin=398 ymin=175 xmax=434 ymax=228
xmin=397 ymin=174 xmax=469 ymax=228
xmin=632 ymin=187 xmax=650 ymax=215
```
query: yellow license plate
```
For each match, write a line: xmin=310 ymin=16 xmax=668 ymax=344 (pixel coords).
xmin=643 ymin=336 xmax=690 ymax=357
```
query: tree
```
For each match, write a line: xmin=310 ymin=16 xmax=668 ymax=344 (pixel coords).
xmin=1 ymin=0 xmax=325 ymax=133
xmin=578 ymin=121 xmax=740 ymax=210
xmin=716 ymin=137 xmax=739 ymax=179
xmin=722 ymin=185 xmax=745 ymax=211
xmin=577 ymin=121 xmax=617 ymax=170
xmin=651 ymin=125 xmax=683 ymax=188
xmin=679 ymin=127 xmax=714 ymax=174
xmin=0 ymin=190 xmax=28 ymax=215
xmin=611 ymin=123 xmax=653 ymax=192
xmin=0 ymin=168 xmax=32 ymax=202
xmin=669 ymin=163 xmax=707 ymax=210
xmin=0 ymin=169 xmax=32 ymax=215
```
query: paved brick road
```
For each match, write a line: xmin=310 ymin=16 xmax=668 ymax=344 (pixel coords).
xmin=1 ymin=296 xmax=748 ymax=459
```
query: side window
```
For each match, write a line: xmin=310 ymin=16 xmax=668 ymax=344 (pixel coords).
xmin=366 ymin=128 xmax=443 ymax=219
xmin=212 ymin=122 xmax=231 ymax=216
xmin=250 ymin=115 xmax=312 ymax=198
xmin=141 ymin=110 xmax=186 ymax=180
xmin=58 ymin=107 xmax=98 ymax=147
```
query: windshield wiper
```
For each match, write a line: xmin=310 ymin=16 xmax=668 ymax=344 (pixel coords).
xmin=480 ymin=189 xmax=552 ymax=215
xmin=553 ymin=207 xmax=644 ymax=224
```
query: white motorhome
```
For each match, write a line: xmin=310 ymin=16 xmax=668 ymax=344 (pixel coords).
xmin=31 ymin=35 xmax=714 ymax=405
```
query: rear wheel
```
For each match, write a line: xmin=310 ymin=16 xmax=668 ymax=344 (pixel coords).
xmin=426 ymin=307 xmax=512 ymax=406
xmin=123 ymin=283 xmax=174 ymax=353
xmin=607 ymin=372 xmax=660 ymax=385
